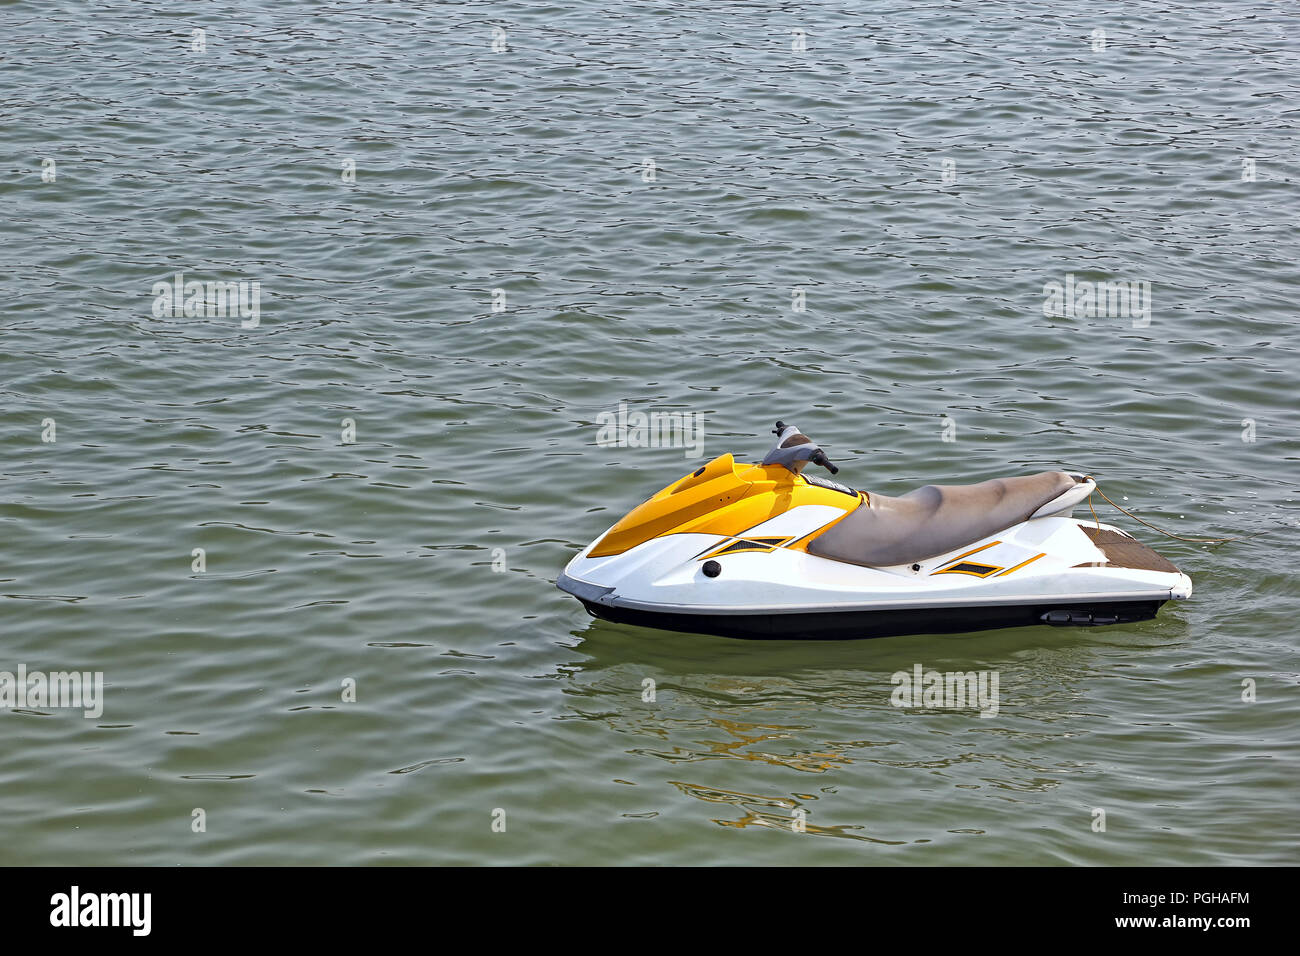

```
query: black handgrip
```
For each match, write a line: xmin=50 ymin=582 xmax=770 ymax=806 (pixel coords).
xmin=811 ymin=450 xmax=839 ymax=475
xmin=772 ymin=420 xmax=787 ymax=435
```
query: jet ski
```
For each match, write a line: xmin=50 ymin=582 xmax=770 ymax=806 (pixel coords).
xmin=557 ymin=421 xmax=1193 ymax=640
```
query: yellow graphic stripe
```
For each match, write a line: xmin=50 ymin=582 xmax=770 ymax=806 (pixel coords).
xmin=697 ymin=536 xmax=795 ymax=560
xmin=939 ymin=540 xmax=1001 ymax=566
xmin=995 ymin=553 xmax=1046 ymax=577
xmin=932 ymin=562 xmax=1003 ymax=579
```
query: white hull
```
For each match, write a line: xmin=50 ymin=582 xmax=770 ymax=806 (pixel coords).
xmin=559 ymin=506 xmax=1191 ymax=638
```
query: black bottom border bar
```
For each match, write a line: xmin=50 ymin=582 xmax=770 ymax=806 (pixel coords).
xmin=1 ymin=865 xmax=1281 ymax=940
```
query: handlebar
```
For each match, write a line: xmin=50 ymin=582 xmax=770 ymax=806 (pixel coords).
xmin=771 ymin=420 xmax=839 ymax=474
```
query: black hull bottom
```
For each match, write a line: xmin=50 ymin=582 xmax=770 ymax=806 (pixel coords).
xmin=579 ymin=599 xmax=1167 ymax=641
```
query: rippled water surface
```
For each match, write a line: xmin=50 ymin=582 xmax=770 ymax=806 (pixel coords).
xmin=2 ymin=1 xmax=1298 ymax=865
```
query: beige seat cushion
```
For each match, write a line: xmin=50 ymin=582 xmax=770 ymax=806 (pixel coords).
xmin=808 ymin=472 xmax=1078 ymax=568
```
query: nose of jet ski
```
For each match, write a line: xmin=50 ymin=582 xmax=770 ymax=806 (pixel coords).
xmin=1171 ymin=573 xmax=1194 ymax=600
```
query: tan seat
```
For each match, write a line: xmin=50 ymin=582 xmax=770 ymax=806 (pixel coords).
xmin=808 ymin=472 xmax=1078 ymax=568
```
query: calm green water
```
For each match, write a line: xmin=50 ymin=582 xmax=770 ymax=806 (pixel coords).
xmin=2 ymin=1 xmax=1298 ymax=866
